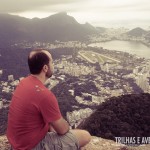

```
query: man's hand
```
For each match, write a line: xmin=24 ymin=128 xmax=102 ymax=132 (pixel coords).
xmin=49 ymin=125 xmax=56 ymax=132
xmin=49 ymin=117 xmax=69 ymax=135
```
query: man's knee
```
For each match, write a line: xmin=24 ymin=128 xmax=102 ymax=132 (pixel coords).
xmin=82 ymin=130 xmax=91 ymax=144
xmin=70 ymin=129 xmax=91 ymax=147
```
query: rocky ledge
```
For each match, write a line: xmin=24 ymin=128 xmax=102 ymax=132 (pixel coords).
xmin=0 ymin=135 xmax=11 ymax=150
xmin=1 ymin=135 xmax=150 ymax=150
xmin=81 ymin=136 xmax=150 ymax=150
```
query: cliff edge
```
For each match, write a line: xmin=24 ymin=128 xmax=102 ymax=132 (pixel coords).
xmin=1 ymin=135 xmax=150 ymax=150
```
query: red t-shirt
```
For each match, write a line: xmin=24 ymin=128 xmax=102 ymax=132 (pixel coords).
xmin=7 ymin=75 xmax=62 ymax=150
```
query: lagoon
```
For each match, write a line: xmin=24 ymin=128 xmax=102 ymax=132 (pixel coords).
xmin=89 ymin=40 xmax=150 ymax=59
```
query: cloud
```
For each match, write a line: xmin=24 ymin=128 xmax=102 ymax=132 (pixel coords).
xmin=0 ymin=0 xmax=149 ymax=15
xmin=0 ymin=0 xmax=150 ymax=28
xmin=0 ymin=0 xmax=81 ymax=13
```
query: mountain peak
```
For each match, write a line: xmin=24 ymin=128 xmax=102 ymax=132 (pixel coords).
xmin=50 ymin=11 xmax=68 ymax=18
xmin=128 ymin=27 xmax=147 ymax=36
xmin=45 ymin=12 xmax=79 ymax=26
xmin=0 ymin=12 xmax=98 ymax=42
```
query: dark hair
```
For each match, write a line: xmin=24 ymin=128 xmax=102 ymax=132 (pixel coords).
xmin=28 ymin=49 xmax=50 ymax=74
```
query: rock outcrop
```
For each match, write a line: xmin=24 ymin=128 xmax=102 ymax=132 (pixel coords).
xmin=81 ymin=136 xmax=150 ymax=150
xmin=0 ymin=135 xmax=11 ymax=150
xmin=1 ymin=135 xmax=150 ymax=150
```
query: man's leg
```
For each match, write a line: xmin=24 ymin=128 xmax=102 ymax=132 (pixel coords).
xmin=32 ymin=130 xmax=91 ymax=150
xmin=33 ymin=131 xmax=80 ymax=150
xmin=70 ymin=129 xmax=91 ymax=147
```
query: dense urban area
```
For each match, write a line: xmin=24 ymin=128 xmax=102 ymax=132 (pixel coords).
xmin=0 ymin=30 xmax=150 ymax=128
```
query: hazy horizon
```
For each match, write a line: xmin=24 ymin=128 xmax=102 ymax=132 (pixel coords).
xmin=0 ymin=0 xmax=150 ymax=29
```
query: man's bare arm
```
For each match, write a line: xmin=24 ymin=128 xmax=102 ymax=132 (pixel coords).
xmin=50 ymin=117 xmax=69 ymax=135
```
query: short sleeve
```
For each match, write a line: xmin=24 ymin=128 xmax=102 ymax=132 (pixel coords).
xmin=39 ymin=91 xmax=62 ymax=123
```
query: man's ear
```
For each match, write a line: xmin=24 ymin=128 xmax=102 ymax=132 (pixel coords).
xmin=43 ymin=65 xmax=48 ymax=72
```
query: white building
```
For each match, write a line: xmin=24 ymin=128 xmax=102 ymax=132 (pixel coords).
xmin=0 ymin=100 xmax=3 ymax=109
xmin=8 ymin=75 xmax=14 ymax=81
xmin=136 ymin=73 xmax=149 ymax=92
xmin=133 ymin=67 xmax=139 ymax=75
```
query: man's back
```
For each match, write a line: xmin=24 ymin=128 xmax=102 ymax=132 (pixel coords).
xmin=7 ymin=75 xmax=61 ymax=149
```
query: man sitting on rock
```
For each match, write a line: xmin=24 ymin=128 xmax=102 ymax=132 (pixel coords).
xmin=7 ymin=49 xmax=91 ymax=150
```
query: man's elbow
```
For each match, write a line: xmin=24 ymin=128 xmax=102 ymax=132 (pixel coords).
xmin=50 ymin=117 xmax=70 ymax=135
xmin=57 ymin=126 xmax=69 ymax=135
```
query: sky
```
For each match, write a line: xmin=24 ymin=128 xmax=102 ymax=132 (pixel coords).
xmin=0 ymin=0 xmax=150 ymax=29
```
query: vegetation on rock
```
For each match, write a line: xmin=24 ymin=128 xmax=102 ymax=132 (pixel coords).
xmin=79 ymin=93 xmax=150 ymax=144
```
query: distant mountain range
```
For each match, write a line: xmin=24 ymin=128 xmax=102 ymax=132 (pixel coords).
xmin=0 ymin=12 xmax=149 ymax=43
xmin=0 ymin=12 xmax=99 ymax=42
xmin=127 ymin=27 xmax=147 ymax=37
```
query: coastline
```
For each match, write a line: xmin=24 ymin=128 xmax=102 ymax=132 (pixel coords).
xmin=88 ymin=40 xmax=150 ymax=59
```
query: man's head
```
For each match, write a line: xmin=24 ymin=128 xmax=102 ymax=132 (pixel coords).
xmin=28 ymin=49 xmax=54 ymax=78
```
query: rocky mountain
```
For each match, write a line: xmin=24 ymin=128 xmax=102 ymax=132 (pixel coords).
xmin=0 ymin=14 xmax=30 ymax=42
xmin=79 ymin=93 xmax=150 ymax=144
xmin=127 ymin=27 xmax=147 ymax=37
xmin=0 ymin=12 xmax=98 ymax=42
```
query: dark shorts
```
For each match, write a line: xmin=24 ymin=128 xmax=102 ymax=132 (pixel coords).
xmin=32 ymin=131 xmax=79 ymax=150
